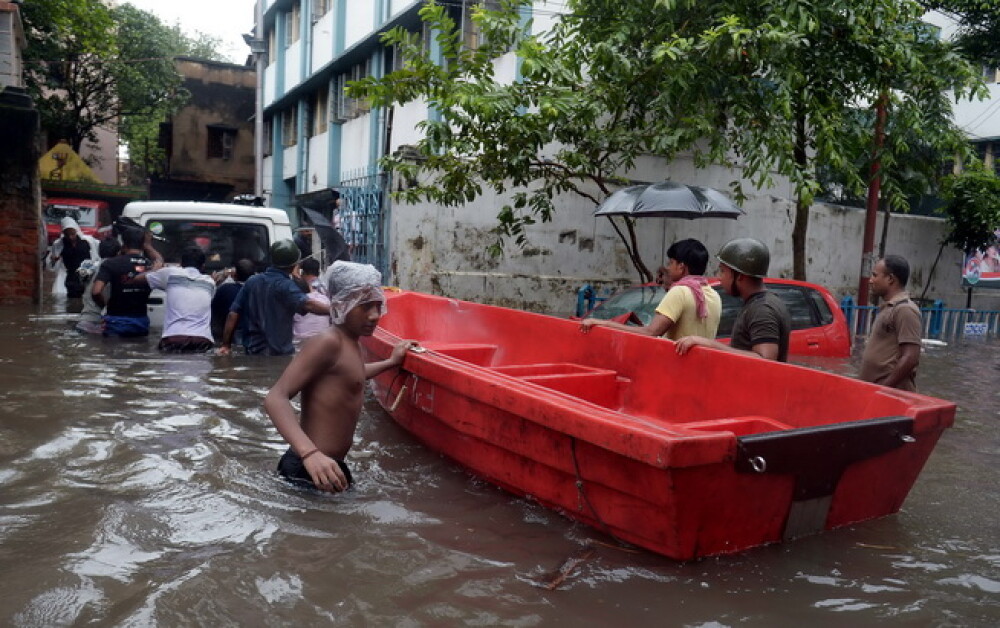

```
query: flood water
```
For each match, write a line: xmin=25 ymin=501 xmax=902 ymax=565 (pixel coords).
xmin=1 ymin=299 xmax=998 ymax=627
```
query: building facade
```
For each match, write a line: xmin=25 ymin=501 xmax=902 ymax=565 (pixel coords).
xmin=150 ymin=57 xmax=257 ymax=202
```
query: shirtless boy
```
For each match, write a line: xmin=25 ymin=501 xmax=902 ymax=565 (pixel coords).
xmin=264 ymin=261 xmax=414 ymax=492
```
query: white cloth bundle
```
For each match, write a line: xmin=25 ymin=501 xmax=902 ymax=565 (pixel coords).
xmin=323 ymin=261 xmax=386 ymax=325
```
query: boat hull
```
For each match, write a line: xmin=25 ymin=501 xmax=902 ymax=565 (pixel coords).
xmin=363 ymin=291 xmax=954 ymax=560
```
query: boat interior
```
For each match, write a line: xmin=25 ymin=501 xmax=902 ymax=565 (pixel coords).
xmin=376 ymin=292 xmax=946 ymax=436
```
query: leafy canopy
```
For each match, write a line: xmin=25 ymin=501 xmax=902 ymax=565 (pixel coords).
xmin=939 ymin=162 xmax=1000 ymax=254
xmin=21 ymin=0 xmax=227 ymax=175
xmin=352 ymin=0 xmax=984 ymax=281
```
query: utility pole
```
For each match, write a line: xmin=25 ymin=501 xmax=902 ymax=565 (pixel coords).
xmin=858 ymin=91 xmax=887 ymax=307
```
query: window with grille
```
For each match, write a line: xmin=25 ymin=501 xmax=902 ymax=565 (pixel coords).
xmin=310 ymin=89 xmax=328 ymax=136
xmin=331 ymin=61 xmax=371 ymax=122
xmin=282 ymin=108 xmax=298 ymax=146
xmin=313 ymin=0 xmax=331 ymax=21
xmin=263 ymin=117 xmax=273 ymax=157
xmin=286 ymin=1 xmax=300 ymax=47
xmin=207 ymin=126 xmax=237 ymax=160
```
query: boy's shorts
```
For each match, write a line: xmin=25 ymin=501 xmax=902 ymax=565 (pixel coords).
xmin=103 ymin=315 xmax=150 ymax=337
xmin=277 ymin=448 xmax=353 ymax=490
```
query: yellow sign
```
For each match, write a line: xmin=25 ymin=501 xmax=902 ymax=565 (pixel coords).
xmin=38 ymin=140 xmax=100 ymax=183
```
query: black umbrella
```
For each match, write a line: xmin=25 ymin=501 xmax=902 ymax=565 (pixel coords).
xmin=594 ymin=181 xmax=745 ymax=219
xmin=300 ymin=206 xmax=351 ymax=262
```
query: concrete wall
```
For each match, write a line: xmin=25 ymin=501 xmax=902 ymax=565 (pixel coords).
xmin=311 ymin=11 xmax=335 ymax=74
xmin=307 ymin=130 xmax=330 ymax=192
xmin=346 ymin=0 xmax=376 ymax=50
xmin=386 ymin=164 xmax=1000 ymax=316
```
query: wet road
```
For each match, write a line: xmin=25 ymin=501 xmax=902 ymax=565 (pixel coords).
xmin=0 ymin=302 xmax=997 ymax=626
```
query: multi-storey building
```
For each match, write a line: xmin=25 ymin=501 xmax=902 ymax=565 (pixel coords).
xmin=254 ymin=1 xmax=419 ymax=275
xmin=253 ymin=1 xmax=573 ymax=297
xmin=150 ymin=57 xmax=257 ymax=201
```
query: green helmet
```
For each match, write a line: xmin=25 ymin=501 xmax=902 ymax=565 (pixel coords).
xmin=270 ymin=239 xmax=301 ymax=268
xmin=717 ymin=238 xmax=769 ymax=278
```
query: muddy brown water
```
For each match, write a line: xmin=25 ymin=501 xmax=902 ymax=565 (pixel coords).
xmin=1 ymin=300 xmax=998 ymax=626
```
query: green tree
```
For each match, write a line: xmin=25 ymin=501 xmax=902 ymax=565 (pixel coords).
xmin=940 ymin=162 xmax=1000 ymax=254
xmin=21 ymin=0 xmax=225 ymax=174
xmin=352 ymin=0 xmax=982 ymax=281
xmin=657 ymin=0 xmax=982 ymax=280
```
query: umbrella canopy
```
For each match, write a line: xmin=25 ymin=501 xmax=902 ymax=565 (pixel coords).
xmin=594 ymin=181 xmax=745 ymax=219
xmin=301 ymin=206 xmax=351 ymax=262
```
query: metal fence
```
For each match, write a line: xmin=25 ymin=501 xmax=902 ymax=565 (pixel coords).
xmin=841 ymin=296 xmax=1000 ymax=340
xmin=338 ymin=168 xmax=388 ymax=277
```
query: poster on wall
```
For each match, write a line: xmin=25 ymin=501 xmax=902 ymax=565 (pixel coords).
xmin=962 ymin=229 xmax=1000 ymax=289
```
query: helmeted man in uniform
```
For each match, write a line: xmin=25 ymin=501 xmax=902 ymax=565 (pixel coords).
xmin=219 ymin=239 xmax=331 ymax=356
xmin=676 ymin=237 xmax=792 ymax=362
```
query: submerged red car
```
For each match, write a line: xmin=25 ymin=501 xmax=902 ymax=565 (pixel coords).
xmin=584 ymin=278 xmax=851 ymax=357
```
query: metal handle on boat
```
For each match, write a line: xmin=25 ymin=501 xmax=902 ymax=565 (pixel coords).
xmin=900 ymin=434 xmax=916 ymax=443
xmin=750 ymin=456 xmax=767 ymax=473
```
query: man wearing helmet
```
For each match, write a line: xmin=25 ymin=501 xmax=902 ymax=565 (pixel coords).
xmin=676 ymin=237 xmax=791 ymax=362
xmin=218 ymin=239 xmax=331 ymax=356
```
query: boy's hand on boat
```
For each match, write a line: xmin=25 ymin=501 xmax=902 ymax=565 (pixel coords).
xmin=390 ymin=340 xmax=419 ymax=365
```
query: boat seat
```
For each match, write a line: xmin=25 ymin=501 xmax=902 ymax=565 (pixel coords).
xmin=420 ymin=342 xmax=499 ymax=366
xmin=679 ymin=416 xmax=793 ymax=437
xmin=491 ymin=363 xmax=625 ymax=408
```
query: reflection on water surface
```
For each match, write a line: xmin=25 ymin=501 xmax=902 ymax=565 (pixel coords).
xmin=0 ymin=304 xmax=997 ymax=626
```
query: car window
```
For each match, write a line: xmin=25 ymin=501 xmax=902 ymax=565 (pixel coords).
xmin=771 ymin=286 xmax=816 ymax=330
xmin=147 ymin=219 xmax=271 ymax=271
xmin=589 ymin=286 xmax=665 ymax=325
xmin=45 ymin=204 xmax=97 ymax=227
xmin=808 ymin=289 xmax=834 ymax=325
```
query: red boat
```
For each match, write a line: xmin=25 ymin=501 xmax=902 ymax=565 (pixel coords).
xmin=362 ymin=290 xmax=955 ymax=560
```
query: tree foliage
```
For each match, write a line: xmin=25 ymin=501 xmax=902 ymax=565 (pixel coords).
xmin=352 ymin=0 xmax=984 ymax=281
xmin=21 ymin=0 xmax=226 ymax=174
xmin=939 ymin=162 xmax=1000 ymax=254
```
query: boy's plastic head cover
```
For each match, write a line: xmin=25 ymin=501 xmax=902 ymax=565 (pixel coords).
xmin=324 ymin=261 xmax=386 ymax=325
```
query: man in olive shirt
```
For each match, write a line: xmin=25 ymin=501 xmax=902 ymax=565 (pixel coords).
xmin=859 ymin=255 xmax=922 ymax=391
xmin=676 ymin=238 xmax=791 ymax=362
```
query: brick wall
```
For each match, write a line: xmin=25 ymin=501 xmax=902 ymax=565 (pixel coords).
xmin=0 ymin=86 xmax=42 ymax=305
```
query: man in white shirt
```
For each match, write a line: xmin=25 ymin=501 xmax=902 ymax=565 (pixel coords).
xmin=138 ymin=246 xmax=217 ymax=352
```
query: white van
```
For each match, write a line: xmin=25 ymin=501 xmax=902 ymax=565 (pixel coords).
xmin=121 ymin=201 xmax=295 ymax=329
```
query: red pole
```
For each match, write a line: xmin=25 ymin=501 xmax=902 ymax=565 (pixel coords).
xmin=858 ymin=92 xmax=887 ymax=307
